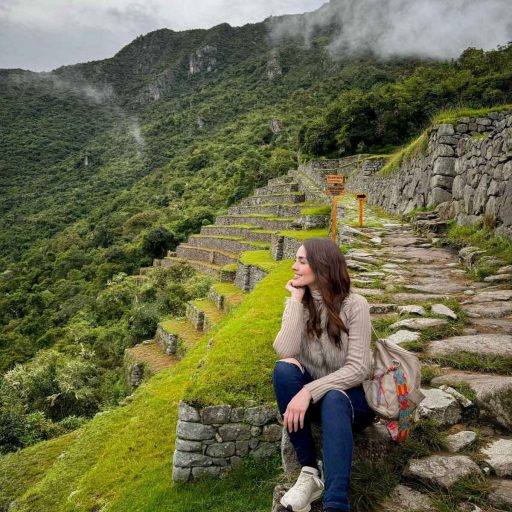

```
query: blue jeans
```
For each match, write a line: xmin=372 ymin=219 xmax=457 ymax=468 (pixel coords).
xmin=272 ymin=360 xmax=375 ymax=512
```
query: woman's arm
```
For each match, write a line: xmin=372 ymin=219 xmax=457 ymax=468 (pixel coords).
xmin=303 ymin=294 xmax=372 ymax=403
xmin=273 ymin=296 xmax=305 ymax=358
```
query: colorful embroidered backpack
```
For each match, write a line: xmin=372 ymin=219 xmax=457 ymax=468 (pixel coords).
xmin=363 ymin=329 xmax=424 ymax=442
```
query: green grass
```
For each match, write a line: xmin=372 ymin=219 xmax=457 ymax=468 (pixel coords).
xmin=300 ymin=204 xmax=331 ymax=215
xmin=159 ymin=318 xmax=206 ymax=350
xmin=379 ymin=131 xmax=429 ymax=176
xmin=277 ymin=228 xmax=329 ymax=240
xmin=221 ymin=263 xmax=238 ymax=272
xmin=428 ymin=352 xmax=512 ymax=375
xmin=190 ymin=298 xmax=226 ymax=324
xmin=433 ymin=104 xmax=512 ymax=124
xmin=239 ymin=250 xmax=280 ymax=272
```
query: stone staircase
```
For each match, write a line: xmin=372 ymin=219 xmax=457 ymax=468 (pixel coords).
xmin=125 ymin=169 xmax=330 ymax=390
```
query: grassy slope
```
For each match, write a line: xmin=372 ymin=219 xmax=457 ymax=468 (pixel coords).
xmin=2 ymin=259 xmax=293 ymax=511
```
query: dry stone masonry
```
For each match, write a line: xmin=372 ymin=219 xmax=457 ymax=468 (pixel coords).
xmin=173 ymin=401 xmax=281 ymax=482
xmin=347 ymin=109 xmax=512 ymax=239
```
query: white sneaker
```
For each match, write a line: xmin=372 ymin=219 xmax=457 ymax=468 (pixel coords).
xmin=280 ymin=466 xmax=324 ymax=512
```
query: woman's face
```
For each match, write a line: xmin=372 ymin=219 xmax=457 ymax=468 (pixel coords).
xmin=291 ymin=245 xmax=317 ymax=288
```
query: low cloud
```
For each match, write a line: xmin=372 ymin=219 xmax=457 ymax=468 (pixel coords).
xmin=269 ymin=0 xmax=512 ymax=60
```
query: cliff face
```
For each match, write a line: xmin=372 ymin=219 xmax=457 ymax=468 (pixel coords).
xmin=347 ymin=109 xmax=512 ymax=239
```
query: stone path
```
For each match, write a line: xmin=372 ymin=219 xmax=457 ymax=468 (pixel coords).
xmin=127 ymin=157 xmax=510 ymax=508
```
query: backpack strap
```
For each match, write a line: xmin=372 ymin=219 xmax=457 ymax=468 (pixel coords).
xmin=392 ymin=368 xmax=412 ymax=442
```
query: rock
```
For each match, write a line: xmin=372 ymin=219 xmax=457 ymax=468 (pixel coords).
xmin=245 ymin=405 xmax=277 ymax=426
xmin=205 ymin=442 xmax=236 ymax=458
xmin=178 ymin=401 xmax=200 ymax=422
xmin=176 ymin=420 xmax=215 ymax=441
xmin=386 ymin=330 xmax=420 ymax=344
xmin=431 ymin=303 xmax=457 ymax=319
xmin=459 ymin=246 xmax=485 ymax=269
xmin=200 ymin=405 xmax=232 ymax=424
xmin=445 ymin=431 xmax=477 ymax=452
xmin=381 ymin=484 xmax=434 ymax=512
xmin=488 ymin=479 xmax=512 ymax=510
xmin=230 ymin=407 xmax=245 ymax=422
xmin=462 ymin=301 xmax=512 ymax=318
xmin=471 ymin=289 xmax=512 ymax=302
xmin=498 ymin=265 xmax=512 ymax=274
xmin=251 ymin=442 xmax=278 ymax=458
xmin=191 ymin=466 xmax=221 ymax=479
xmin=173 ymin=450 xmax=212 ymax=468
xmin=438 ymin=385 xmax=473 ymax=408
xmin=369 ymin=303 xmax=396 ymax=314
xmin=235 ymin=440 xmax=249 ymax=456
xmin=403 ymin=455 xmax=481 ymax=489
xmin=398 ymin=305 xmax=426 ymax=316
xmin=431 ymin=372 xmax=512 ymax=429
xmin=390 ymin=318 xmax=447 ymax=330
xmin=262 ymin=424 xmax=283 ymax=442
xmin=416 ymin=388 xmax=462 ymax=426
xmin=429 ymin=334 xmax=512 ymax=357
xmin=484 ymin=273 xmax=512 ymax=283
xmin=218 ymin=423 xmax=251 ymax=441
xmin=482 ymin=439 xmax=512 ymax=477
xmin=437 ymin=124 xmax=455 ymax=136
xmin=403 ymin=281 xmax=467 ymax=293
xmin=457 ymin=504 xmax=482 ymax=512
xmin=175 ymin=439 xmax=203 ymax=452
xmin=392 ymin=293 xmax=448 ymax=302
xmin=172 ymin=466 xmax=191 ymax=483
xmin=384 ymin=237 xmax=420 ymax=247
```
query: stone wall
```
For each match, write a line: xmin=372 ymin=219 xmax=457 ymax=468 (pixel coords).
xmin=173 ymin=401 xmax=281 ymax=482
xmin=234 ymin=261 xmax=268 ymax=292
xmin=347 ymin=110 xmax=512 ymax=239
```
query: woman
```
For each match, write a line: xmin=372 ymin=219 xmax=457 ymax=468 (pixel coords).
xmin=272 ymin=237 xmax=375 ymax=512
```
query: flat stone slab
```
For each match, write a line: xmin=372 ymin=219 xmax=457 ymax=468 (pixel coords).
xmin=416 ymin=388 xmax=462 ymax=426
xmin=431 ymin=371 xmax=512 ymax=430
xmin=390 ymin=318 xmax=447 ymax=330
xmin=352 ymin=287 xmax=384 ymax=296
xmin=403 ymin=281 xmax=467 ymax=294
xmin=488 ymin=479 xmax=512 ymax=510
xmin=404 ymin=454 xmax=481 ymax=489
xmin=429 ymin=334 xmax=512 ymax=357
xmin=384 ymin=237 xmax=420 ymax=247
xmin=445 ymin=431 xmax=477 ymax=452
xmin=385 ymin=247 xmax=455 ymax=262
xmin=471 ymin=290 xmax=512 ymax=302
xmin=462 ymin=301 xmax=512 ymax=318
xmin=398 ymin=305 xmax=426 ymax=316
xmin=482 ymin=438 xmax=512 ymax=477
xmin=392 ymin=293 xmax=449 ymax=302
xmin=484 ymin=273 xmax=512 ymax=283
xmin=386 ymin=330 xmax=420 ymax=344
xmin=381 ymin=484 xmax=434 ymax=512
xmin=468 ymin=316 xmax=512 ymax=333
xmin=431 ymin=303 xmax=457 ymax=320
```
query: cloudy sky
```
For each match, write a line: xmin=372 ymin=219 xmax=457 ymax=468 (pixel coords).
xmin=0 ymin=0 xmax=326 ymax=71
xmin=1 ymin=0 xmax=511 ymax=72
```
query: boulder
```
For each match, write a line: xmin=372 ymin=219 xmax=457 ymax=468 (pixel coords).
xmin=403 ymin=454 xmax=481 ymax=489
xmin=416 ymin=388 xmax=462 ymax=426
xmin=482 ymin=439 xmax=512 ymax=477
xmin=178 ymin=401 xmax=200 ymax=422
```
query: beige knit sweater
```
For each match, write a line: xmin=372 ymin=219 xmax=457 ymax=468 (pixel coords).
xmin=273 ymin=288 xmax=372 ymax=403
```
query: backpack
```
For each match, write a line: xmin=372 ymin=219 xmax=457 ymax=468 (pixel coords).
xmin=363 ymin=328 xmax=424 ymax=442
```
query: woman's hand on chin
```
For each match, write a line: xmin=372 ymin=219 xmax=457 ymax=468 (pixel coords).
xmin=284 ymin=387 xmax=312 ymax=432
xmin=285 ymin=279 xmax=305 ymax=303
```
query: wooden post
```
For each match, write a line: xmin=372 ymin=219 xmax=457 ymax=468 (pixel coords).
xmin=356 ymin=193 xmax=367 ymax=227
xmin=331 ymin=195 xmax=337 ymax=241
xmin=326 ymin=175 xmax=345 ymax=242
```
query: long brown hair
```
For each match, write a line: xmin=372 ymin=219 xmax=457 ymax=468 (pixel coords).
xmin=301 ymin=237 xmax=351 ymax=348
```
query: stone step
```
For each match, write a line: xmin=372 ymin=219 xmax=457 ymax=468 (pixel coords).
xmin=157 ymin=257 xmax=236 ymax=282
xmin=199 ymin=225 xmax=275 ymax=243
xmin=227 ymin=203 xmax=304 ymax=217
xmin=207 ymin=282 xmax=245 ymax=313
xmin=187 ymin=235 xmax=269 ymax=253
xmin=431 ymin=371 xmax=512 ymax=430
xmin=176 ymin=244 xmax=239 ymax=266
xmin=155 ymin=318 xmax=205 ymax=356
xmin=215 ymin=215 xmax=298 ymax=230
xmin=240 ymin=192 xmax=305 ymax=206
xmin=254 ymin=182 xmax=299 ymax=196
xmin=124 ymin=340 xmax=178 ymax=389
xmin=267 ymin=175 xmax=295 ymax=186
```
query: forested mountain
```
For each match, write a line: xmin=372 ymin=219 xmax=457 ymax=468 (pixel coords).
xmin=1 ymin=0 xmax=511 ymax=454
